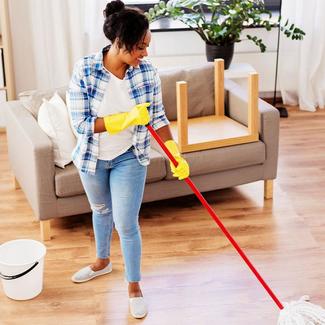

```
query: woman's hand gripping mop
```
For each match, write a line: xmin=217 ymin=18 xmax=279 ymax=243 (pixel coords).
xmin=146 ymin=122 xmax=325 ymax=325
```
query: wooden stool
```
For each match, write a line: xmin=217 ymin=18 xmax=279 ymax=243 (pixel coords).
xmin=169 ymin=59 xmax=259 ymax=153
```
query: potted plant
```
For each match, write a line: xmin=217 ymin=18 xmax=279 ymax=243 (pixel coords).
xmin=145 ymin=0 xmax=305 ymax=68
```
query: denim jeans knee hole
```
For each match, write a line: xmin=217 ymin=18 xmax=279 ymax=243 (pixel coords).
xmin=91 ymin=203 xmax=110 ymax=214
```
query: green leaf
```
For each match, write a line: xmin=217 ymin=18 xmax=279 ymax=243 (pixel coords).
xmin=145 ymin=0 xmax=305 ymax=47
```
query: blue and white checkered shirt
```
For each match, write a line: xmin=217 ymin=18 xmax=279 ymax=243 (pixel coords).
xmin=68 ymin=46 xmax=169 ymax=175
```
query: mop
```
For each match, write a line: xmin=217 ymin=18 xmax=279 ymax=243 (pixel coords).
xmin=146 ymin=124 xmax=325 ymax=324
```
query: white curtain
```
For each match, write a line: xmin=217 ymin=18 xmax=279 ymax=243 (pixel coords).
xmin=84 ymin=0 xmax=108 ymax=53
xmin=28 ymin=0 xmax=108 ymax=89
xmin=279 ymin=0 xmax=325 ymax=111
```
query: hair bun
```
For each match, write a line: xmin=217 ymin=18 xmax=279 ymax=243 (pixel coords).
xmin=104 ymin=0 xmax=125 ymax=17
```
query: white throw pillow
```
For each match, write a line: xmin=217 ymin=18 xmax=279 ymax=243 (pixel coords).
xmin=65 ymin=91 xmax=79 ymax=138
xmin=37 ymin=93 xmax=77 ymax=168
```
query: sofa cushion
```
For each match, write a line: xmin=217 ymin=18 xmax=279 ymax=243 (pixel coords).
xmin=146 ymin=148 xmax=167 ymax=183
xmin=55 ymin=163 xmax=83 ymax=198
xmin=55 ymin=148 xmax=167 ymax=198
xmin=18 ymin=86 xmax=68 ymax=118
xmin=159 ymin=63 xmax=215 ymax=121
xmin=164 ymin=141 xmax=266 ymax=180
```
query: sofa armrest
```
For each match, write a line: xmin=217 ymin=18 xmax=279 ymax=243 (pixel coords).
xmin=5 ymin=101 xmax=57 ymax=220
xmin=225 ymin=79 xmax=280 ymax=180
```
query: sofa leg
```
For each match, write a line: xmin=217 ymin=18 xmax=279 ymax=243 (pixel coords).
xmin=14 ymin=176 xmax=20 ymax=189
xmin=40 ymin=220 xmax=51 ymax=241
xmin=264 ymin=179 xmax=273 ymax=199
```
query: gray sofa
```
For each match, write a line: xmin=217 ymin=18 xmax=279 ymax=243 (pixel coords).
xmin=4 ymin=63 xmax=279 ymax=240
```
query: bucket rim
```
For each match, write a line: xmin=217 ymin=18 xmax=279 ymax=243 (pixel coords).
xmin=0 ymin=239 xmax=46 ymax=267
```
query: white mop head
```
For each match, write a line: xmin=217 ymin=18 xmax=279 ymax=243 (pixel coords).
xmin=278 ymin=296 xmax=325 ymax=325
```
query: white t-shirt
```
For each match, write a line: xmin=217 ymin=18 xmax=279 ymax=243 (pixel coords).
xmin=97 ymin=73 xmax=134 ymax=160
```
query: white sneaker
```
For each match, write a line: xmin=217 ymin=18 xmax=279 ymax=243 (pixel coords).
xmin=129 ymin=296 xmax=148 ymax=319
xmin=71 ymin=263 xmax=112 ymax=283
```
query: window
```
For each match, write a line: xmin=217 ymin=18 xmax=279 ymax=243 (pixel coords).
xmin=129 ymin=0 xmax=281 ymax=12
xmin=130 ymin=0 xmax=282 ymax=31
xmin=125 ymin=0 xmax=158 ymax=3
xmin=264 ymin=0 xmax=281 ymax=11
xmin=125 ymin=0 xmax=159 ymax=11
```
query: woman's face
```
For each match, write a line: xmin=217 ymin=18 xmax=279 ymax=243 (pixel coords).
xmin=119 ymin=30 xmax=151 ymax=67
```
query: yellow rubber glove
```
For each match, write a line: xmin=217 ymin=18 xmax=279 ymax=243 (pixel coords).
xmin=104 ymin=103 xmax=150 ymax=135
xmin=164 ymin=140 xmax=190 ymax=180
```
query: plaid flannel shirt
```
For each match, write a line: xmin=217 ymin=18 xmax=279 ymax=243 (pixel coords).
xmin=68 ymin=46 xmax=169 ymax=175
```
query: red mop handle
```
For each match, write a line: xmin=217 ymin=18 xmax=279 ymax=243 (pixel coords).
xmin=147 ymin=124 xmax=284 ymax=310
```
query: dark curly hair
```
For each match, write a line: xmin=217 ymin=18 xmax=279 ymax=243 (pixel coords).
xmin=103 ymin=0 xmax=149 ymax=53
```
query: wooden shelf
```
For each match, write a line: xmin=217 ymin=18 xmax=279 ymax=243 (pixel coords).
xmin=1 ymin=0 xmax=15 ymax=130
xmin=0 ymin=0 xmax=15 ymax=100
xmin=169 ymin=115 xmax=258 ymax=153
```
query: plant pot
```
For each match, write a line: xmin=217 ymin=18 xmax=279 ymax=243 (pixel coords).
xmin=205 ymin=43 xmax=235 ymax=69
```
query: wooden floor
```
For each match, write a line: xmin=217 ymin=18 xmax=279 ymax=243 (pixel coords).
xmin=1 ymin=107 xmax=325 ymax=324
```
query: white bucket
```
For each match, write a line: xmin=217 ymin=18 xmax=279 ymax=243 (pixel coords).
xmin=0 ymin=239 xmax=46 ymax=300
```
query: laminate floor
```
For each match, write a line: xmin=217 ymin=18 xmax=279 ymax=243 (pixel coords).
xmin=0 ymin=107 xmax=324 ymax=324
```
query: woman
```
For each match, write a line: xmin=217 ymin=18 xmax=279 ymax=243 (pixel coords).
xmin=68 ymin=0 xmax=189 ymax=319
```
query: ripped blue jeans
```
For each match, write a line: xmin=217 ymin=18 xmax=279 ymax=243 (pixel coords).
xmin=79 ymin=147 xmax=147 ymax=282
